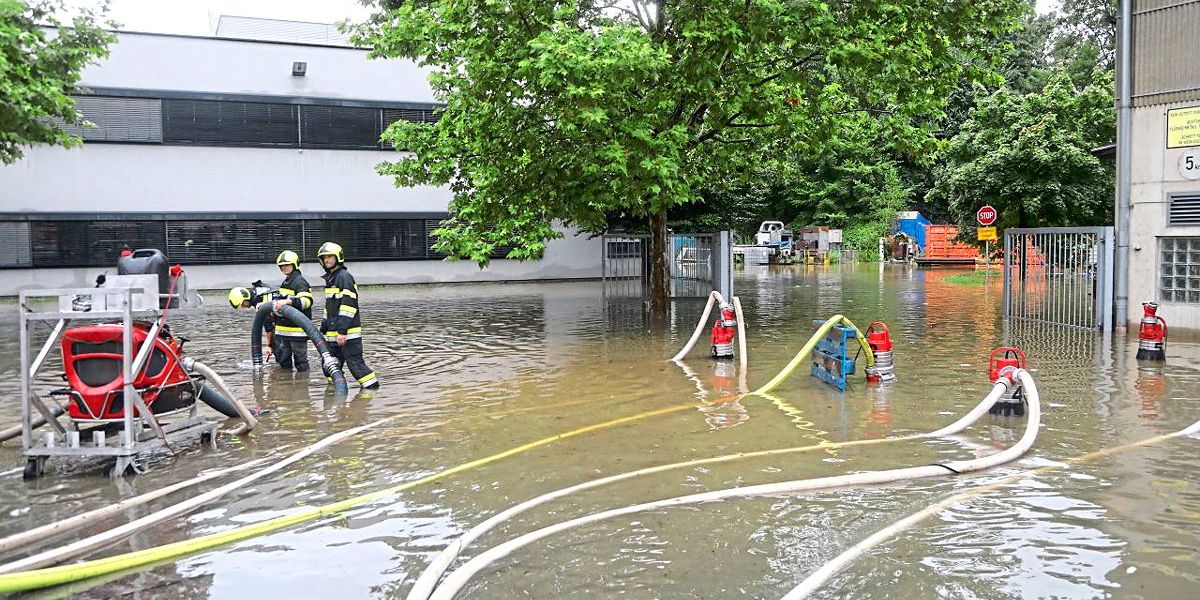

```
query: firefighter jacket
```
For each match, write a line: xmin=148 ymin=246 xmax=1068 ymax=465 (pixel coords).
xmin=322 ymin=265 xmax=362 ymax=339
xmin=275 ymin=270 xmax=314 ymax=339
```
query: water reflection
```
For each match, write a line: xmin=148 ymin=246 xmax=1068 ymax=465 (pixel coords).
xmin=0 ymin=270 xmax=1197 ymax=599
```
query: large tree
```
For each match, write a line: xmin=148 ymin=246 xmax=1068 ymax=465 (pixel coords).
xmin=0 ymin=0 xmax=114 ymax=164
xmin=357 ymin=0 xmax=1023 ymax=316
xmin=928 ymin=70 xmax=1115 ymax=236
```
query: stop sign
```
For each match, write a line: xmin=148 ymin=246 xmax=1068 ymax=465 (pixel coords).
xmin=977 ymin=205 xmax=998 ymax=226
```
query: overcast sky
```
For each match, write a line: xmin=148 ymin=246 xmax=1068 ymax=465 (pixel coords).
xmin=89 ymin=0 xmax=1063 ymax=36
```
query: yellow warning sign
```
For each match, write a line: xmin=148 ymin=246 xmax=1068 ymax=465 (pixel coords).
xmin=1168 ymin=106 xmax=1200 ymax=148
xmin=977 ymin=227 xmax=997 ymax=241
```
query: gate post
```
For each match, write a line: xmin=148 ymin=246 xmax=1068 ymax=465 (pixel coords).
xmin=714 ymin=230 xmax=733 ymax=300
xmin=1101 ymin=226 xmax=1115 ymax=332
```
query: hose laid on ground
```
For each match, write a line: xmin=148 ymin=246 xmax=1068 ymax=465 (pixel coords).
xmin=405 ymin=378 xmax=1013 ymax=600
xmin=783 ymin=406 xmax=1200 ymax=599
xmin=0 ymin=406 xmax=65 ymax=445
xmin=0 ymin=458 xmax=270 ymax=557
xmin=754 ymin=314 xmax=874 ymax=396
xmin=733 ymin=296 xmax=748 ymax=370
xmin=0 ymin=402 xmax=701 ymax=593
xmin=0 ymin=416 xmax=401 ymax=579
xmin=182 ymin=358 xmax=257 ymax=435
xmin=671 ymin=291 xmax=725 ymax=361
xmin=425 ymin=371 xmax=1039 ymax=600
xmin=250 ymin=302 xmax=348 ymax=395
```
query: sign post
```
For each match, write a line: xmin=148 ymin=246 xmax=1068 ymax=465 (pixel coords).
xmin=977 ymin=205 xmax=999 ymax=277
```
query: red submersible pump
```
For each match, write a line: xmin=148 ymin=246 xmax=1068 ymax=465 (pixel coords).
xmin=864 ymin=321 xmax=896 ymax=383
xmin=710 ymin=302 xmax=738 ymax=359
xmin=1136 ymin=302 xmax=1167 ymax=362
xmin=988 ymin=347 xmax=1027 ymax=416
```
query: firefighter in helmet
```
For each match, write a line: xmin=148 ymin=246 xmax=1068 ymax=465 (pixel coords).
xmin=269 ymin=250 xmax=315 ymax=371
xmin=317 ymin=242 xmax=378 ymax=389
xmin=228 ymin=283 xmax=282 ymax=364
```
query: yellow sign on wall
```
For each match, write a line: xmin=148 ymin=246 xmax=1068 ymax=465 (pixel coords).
xmin=977 ymin=227 xmax=997 ymax=241
xmin=1168 ymin=106 xmax=1200 ymax=148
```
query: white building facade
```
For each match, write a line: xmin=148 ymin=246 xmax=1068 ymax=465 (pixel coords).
xmin=0 ymin=23 xmax=600 ymax=294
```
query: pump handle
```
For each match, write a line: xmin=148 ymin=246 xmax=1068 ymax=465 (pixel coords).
xmin=989 ymin=346 xmax=1027 ymax=370
xmin=867 ymin=321 xmax=890 ymax=335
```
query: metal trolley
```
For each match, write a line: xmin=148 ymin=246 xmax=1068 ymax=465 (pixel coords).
xmin=16 ymin=285 xmax=218 ymax=479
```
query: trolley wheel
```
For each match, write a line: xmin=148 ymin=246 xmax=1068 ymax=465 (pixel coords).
xmin=22 ymin=458 xmax=43 ymax=480
xmin=103 ymin=460 xmax=137 ymax=478
xmin=200 ymin=431 xmax=214 ymax=446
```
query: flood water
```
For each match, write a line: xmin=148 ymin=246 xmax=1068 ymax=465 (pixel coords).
xmin=1 ymin=264 xmax=1198 ymax=599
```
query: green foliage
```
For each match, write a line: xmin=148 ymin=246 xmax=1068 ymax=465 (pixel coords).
xmin=355 ymin=0 xmax=1025 ymax=266
xmin=0 ymin=0 xmax=114 ymax=164
xmin=929 ymin=70 xmax=1116 ymax=237
xmin=943 ymin=271 xmax=999 ymax=286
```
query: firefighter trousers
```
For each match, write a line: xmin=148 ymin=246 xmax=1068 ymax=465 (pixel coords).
xmin=327 ymin=337 xmax=378 ymax=388
xmin=274 ymin=336 xmax=310 ymax=371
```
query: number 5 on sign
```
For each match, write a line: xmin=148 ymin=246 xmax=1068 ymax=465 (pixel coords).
xmin=977 ymin=227 xmax=997 ymax=241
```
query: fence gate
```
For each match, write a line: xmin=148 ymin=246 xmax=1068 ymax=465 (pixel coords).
xmin=602 ymin=231 xmax=732 ymax=299
xmin=1003 ymin=226 xmax=1114 ymax=331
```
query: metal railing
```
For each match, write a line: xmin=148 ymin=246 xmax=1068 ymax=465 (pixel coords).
xmin=1003 ymin=226 xmax=1114 ymax=331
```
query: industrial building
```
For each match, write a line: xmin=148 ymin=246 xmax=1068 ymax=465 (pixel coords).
xmin=0 ymin=17 xmax=600 ymax=295
xmin=1119 ymin=1 xmax=1200 ymax=328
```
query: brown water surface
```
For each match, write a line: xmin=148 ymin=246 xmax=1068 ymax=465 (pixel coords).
xmin=0 ymin=264 xmax=1197 ymax=599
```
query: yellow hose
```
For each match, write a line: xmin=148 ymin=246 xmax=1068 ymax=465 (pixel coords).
xmin=752 ymin=314 xmax=874 ymax=396
xmin=0 ymin=404 xmax=693 ymax=593
xmin=0 ymin=313 xmax=875 ymax=592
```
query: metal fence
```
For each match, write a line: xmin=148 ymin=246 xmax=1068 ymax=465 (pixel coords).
xmin=602 ymin=232 xmax=731 ymax=299
xmin=1003 ymin=226 xmax=1114 ymax=331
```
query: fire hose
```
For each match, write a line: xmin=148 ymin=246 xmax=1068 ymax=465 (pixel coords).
xmin=754 ymin=314 xmax=874 ymax=395
xmin=0 ymin=314 xmax=882 ymax=593
xmin=404 ymin=374 xmax=1021 ymax=600
xmin=784 ymin=411 xmax=1200 ymax=599
xmin=182 ymin=358 xmax=257 ymax=435
xmin=250 ymin=302 xmax=348 ymax=395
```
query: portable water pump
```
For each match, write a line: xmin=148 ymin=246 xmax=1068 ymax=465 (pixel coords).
xmin=864 ymin=321 xmax=896 ymax=383
xmin=988 ymin=347 xmax=1026 ymax=416
xmin=1136 ymin=302 xmax=1167 ymax=362
xmin=709 ymin=302 xmax=737 ymax=359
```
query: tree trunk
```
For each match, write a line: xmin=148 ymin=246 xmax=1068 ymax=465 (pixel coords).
xmin=649 ymin=208 xmax=670 ymax=319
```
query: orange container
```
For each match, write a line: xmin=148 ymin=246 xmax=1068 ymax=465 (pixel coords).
xmin=923 ymin=225 xmax=981 ymax=259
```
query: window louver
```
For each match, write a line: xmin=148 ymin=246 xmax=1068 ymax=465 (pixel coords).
xmin=301 ymin=105 xmax=382 ymax=149
xmin=167 ymin=220 xmax=303 ymax=265
xmin=163 ymin=100 xmax=298 ymax=147
xmin=62 ymin=96 xmax=163 ymax=143
xmin=1169 ymin=193 xmax=1200 ymax=226
xmin=0 ymin=222 xmax=32 ymax=266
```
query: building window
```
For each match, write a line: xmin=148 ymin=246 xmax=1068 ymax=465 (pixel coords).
xmin=61 ymin=96 xmax=163 ymax=143
xmin=29 ymin=221 xmax=166 ymax=268
xmin=0 ymin=215 xmax=512 ymax=269
xmin=163 ymin=99 xmax=299 ymax=147
xmin=300 ymin=105 xmax=382 ymax=149
xmin=166 ymin=220 xmax=304 ymax=265
xmin=1159 ymin=237 xmax=1200 ymax=303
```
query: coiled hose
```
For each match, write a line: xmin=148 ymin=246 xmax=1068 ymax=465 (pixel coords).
xmin=251 ymin=302 xmax=348 ymax=395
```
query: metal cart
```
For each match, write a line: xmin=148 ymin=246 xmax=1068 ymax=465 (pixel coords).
xmin=17 ymin=285 xmax=218 ymax=478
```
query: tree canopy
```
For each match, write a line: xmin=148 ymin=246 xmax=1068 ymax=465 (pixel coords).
xmin=929 ymin=70 xmax=1115 ymax=236
xmin=0 ymin=0 xmax=114 ymax=164
xmin=357 ymin=0 xmax=1024 ymax=310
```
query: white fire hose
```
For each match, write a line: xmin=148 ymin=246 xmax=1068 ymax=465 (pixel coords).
xmin=417 ymin=370 xmax=1039 ymax=599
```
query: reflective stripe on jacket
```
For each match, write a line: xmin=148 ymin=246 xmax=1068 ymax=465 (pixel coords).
xmin=322 ymin=265 xmax=362 ymax=336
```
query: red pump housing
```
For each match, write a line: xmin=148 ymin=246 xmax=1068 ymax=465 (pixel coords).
xmin=989 ymin=347 xmax=1026 ymax=383
xmin=864 ymin=321 xmax=895 ymax=383
xmin=1136 ymin=302 xmax=1167 ymax=361
xmin=709 ymin=303 xmax=737 ymax=359
xmin=60 ymin=322 xmax=195 ymax=421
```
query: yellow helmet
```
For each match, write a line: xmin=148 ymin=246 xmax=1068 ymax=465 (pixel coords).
xmin=316 ymin=241 xmax=344 ymax=264
xmin=228 ymin=287 xmax=252 ymax=309
xmin=275 ymin=250 xmax=300 ymax=268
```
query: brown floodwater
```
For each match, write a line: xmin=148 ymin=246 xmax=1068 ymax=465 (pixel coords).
xmin=0 ymin=264 xmax=1197 ymax=599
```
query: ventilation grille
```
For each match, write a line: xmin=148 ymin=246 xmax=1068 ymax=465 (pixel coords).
xmin=1169 ymin=193 xmax=1200 ymax=226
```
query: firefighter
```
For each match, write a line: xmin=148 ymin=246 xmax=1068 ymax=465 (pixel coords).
xmin=317 ymin=242 xmax=379 ymax=389
xmin=269 ymin=250 xmax=315 ymax=371
xmin=228 ymin=284 xmax=283 ymax=365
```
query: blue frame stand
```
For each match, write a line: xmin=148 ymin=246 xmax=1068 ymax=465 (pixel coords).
xmin=811 ymin=321 xmax=858 ymax=391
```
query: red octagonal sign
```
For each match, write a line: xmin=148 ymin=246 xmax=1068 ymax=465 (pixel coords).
xmin=977 ymin=205 xmax=998 ymax=226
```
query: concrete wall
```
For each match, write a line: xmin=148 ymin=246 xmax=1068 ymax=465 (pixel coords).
xmin=0 ymin=227 xmax=602 ymax=296
xmin=1127 ymin=100 xmax=1200 ymax=329
xmin=79 ymin=31 xmax=433 ymax=103
xmin=0 ymin=144 xmax=449 ymax=213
